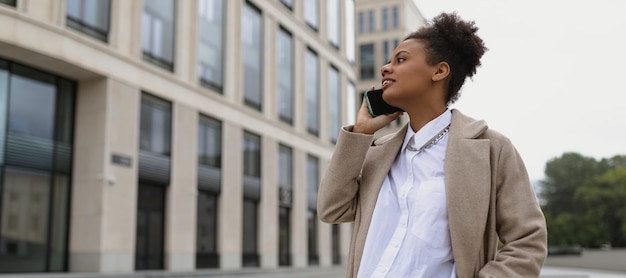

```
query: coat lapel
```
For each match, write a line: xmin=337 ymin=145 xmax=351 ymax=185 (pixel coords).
xmin=445 ymin=110 xmax=492 ymax=276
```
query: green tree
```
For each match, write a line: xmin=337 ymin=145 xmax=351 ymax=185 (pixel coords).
xmin=576 ymin=166 xmax=626 ymax=247
xmin=541 ymin=152 xmax=600 ymax=216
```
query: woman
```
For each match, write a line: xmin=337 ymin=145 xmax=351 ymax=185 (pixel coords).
xmin=317 ymin=12 xmax=547 ymax=278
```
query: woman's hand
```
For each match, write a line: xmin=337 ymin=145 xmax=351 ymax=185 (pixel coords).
xmin=353 ymin=87 xmax=402 ymax=135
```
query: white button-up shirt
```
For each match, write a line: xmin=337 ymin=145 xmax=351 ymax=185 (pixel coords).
xmin=358 ymin=110 xmax=456 ymax=278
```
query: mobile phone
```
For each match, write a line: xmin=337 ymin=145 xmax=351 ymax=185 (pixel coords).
xmin=364 ymin=89 xmax=403 ymax=117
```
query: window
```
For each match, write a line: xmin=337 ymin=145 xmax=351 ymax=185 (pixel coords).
xmin=0 ymin=0 xmax=15 ymax=6
xmin=306 ymin=155 xmax=319 ymax=265
xmin=383 ymin=40 xmax=390 ymax=63
xmin=66 ymin=0 xmax=110 ymax=42
xmin=279 ymin=0 xmax=292 ymax=10
xmin=139 ymin=93 xmax=172 ymax=156
xmin=242 ymin=131 xmax=261 ymax=267
xmin=198 ymin=0 xmax=224 ymax=91
xmin=242 ymin=3 xmax=263 ymax=110
xmin=382 ymin=7 xmax=388 ymax=30
xmin=368 ymin=10 xmax=375 ymax=32
xmin=276 ymin=27 xmax=293 ymax=124
xmin=328 ymin=66 xmax=340 ymax=143
xmin=332 ymin=224 xmax=341 ymax=265
xmin=198 ymin=115 xmax=221 ymax=168
xmin=304 ymin=0 xmax=318 ymax=30
xmin=358 ymin=11 xmax=364 ymax=33
xmin=345 ymin=0 xmax=355 ymax=63
xmin=0 ymin=60 xmax=75 ymax=273
xmin=346 ymin=81 xmax=356 ymax=125
xmin=196 ymin=115 xmax=221 ymax=268
xmin=305 ymin=49 xmax=319 ymax=136
xmin=359 ymin=43 xmax=375 ymax=79
xmin=278 ymin=144 xmax=292 ymax=266
xmin=394 ymin=39 xmax=399 ymax=49
xmin=142 ymin=0 xmax=176 ymax=71
xmin=196 ymin=191 xmax=218 ymax=268
xmin=243 ymin=132 xmax=261 ymax=178
xmin=326 ymin=0 xmax=340 ymax=48
xmin=392 ymin=6 xmax=399 ymax=28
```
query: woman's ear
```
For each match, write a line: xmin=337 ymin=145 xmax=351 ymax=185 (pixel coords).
xmin=432 ymin=62 xmax=450 ymax=82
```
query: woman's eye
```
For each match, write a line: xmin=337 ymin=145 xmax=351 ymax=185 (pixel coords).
xmin=397 ymin=57 xmax=405 ymax=63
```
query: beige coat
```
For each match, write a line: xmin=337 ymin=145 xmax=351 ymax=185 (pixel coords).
xmin=318 ymin=110 xmax=547 ymax=278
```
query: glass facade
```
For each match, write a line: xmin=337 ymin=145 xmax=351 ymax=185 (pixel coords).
xmin=306 ymin=155 xmax=319 ymax=265
xmin=242 ymin=131 xmax=261 ymax=267
xmin=358 ymin=11 xmax=364 ymax=33
xmin=359 ymin=43 xmax=375 ymax=79
xmin=278 ymin=145 xmax=292 ymax=266
xmin=332 ymin=224 xmax=341 ymax=265
xmin=276 ymin=27 xmax=293 ymax=124
xmin=196 ymin=115 xmax=221 ymax=268
xmin=139 ymin=94 xmax=172 ymax=156
xmin=242 ymin=3 xmax=263 ymax=110
xmin=142 ymin=0 xmax=176 ymax=71
xmin=326 ymin=0 xmax=340 ymax=48
xmin=305 ymin=48 xmax=319 ymax=136
xmin=393 ymin=6 xmax=399 ymax=28
xmin=198 ymin=0 xmax=224 ymax=91
xmin=368 ymin=10 xmax=375 ymax=32
xmin=66 ymin=0 xmax=111 ymax=42
xmin=303 ymin=0 xmax=318 ymax=30
xmin=328 ymin=66 xmax=340 ymax=143
xmin=0 ymin=0 xmax=16 ymax=6
xmin=382 ymin=7 xmax=388 ymax=30
xmin=0 ymin=60 xmax=75 ymax=273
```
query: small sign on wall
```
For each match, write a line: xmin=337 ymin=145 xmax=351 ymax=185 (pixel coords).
xmin=111 ymin=153 xmax=132 ymax=167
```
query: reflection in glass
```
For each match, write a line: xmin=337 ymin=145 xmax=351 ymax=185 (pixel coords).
xmin=198 ymin=116 xmax=222 ymax=168
xmin=305 ymin=49 xmax=319 ymax=136
xmin=241 ymin=3 xmax=263 ymax=110
xmin=243 ymin=132 xmax=261 ymax=178
xmin=8 ymin=65 xmax=55 ymax=140
xmin=0 ymin=168 xmax=51 ymax=272
xmin=277 ymin=28 xmax=293 ymax=124
xmin=196 ymin=191 xmax=218 ymax=268
xmin=66 ymin=0 xmax=111 ymax=41
xmin=140 ymin=93 xmax=172 ymax=156
xmin=326 ymin=0 xmax=340 ymax=48
xmin=328 ymin=66 xmax=340 ymax=143
xmin=198 ymin=0 xmax=224 ymax=90
xmin=304 ymin=0 xmax=318 ymax=30
xmin=142 ymin=0 xmax=176 ymax=71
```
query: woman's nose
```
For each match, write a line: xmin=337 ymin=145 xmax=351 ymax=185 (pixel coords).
xmin=381 ymin=63 xmax=391 ymax=76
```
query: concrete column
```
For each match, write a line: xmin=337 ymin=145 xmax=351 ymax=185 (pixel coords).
xmin=165 ymin=103 xmax=198 ymax=271
xmin=110 ymin=0 xmax=138 ymax=56
xmin=259 ymin=138 xmax=278 ymax=268
xmin=263 ymin=14 xmax=276 ymax=119
xmin=70 ymin=78 xmax=140 ymax=273
xmin=291 ymin=149 xmax=308 ymax=267
xmin=21 ymin=0 xmax=64 ymax=26
xmin=69 ymin=78 xmax=109 ymax=273
xmin=219 ymin=123 xmax=243 ymax=269
xmin=101 ymin=79 xmax=140 ymax=272
xmin=318 ymin=158 xmax=332 ymax=266
xmin=174 ymin=0 xmax=196 ymax=82
xmin=292 ymin=37 xmax=305 ymax=134
xmin=223 ymin=0 xmax=242 ymax=103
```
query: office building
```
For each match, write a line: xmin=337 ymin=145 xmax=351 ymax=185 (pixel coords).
xmin=354 ymin=0 xmax=427 ymax=137
xmin=0 ymin=0 xmax=354 ymax=274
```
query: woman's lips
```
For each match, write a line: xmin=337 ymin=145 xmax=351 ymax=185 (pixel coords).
xmin=381 ymin=79 xmax=394 ymax=90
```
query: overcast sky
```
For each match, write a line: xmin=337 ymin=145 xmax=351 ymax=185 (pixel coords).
xmin=412 ymin=0 xmax=626 ymax=181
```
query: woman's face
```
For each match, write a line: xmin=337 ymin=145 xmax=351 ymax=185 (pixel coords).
xmin=380 ymin=39 xmax=439 ymax=109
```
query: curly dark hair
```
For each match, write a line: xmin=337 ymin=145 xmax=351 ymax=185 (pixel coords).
xmin=404 ymin=12 xmax=487 ymax=104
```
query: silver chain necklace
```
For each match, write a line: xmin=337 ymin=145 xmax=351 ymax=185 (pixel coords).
xmin=407 ymin=124 xmax=451 ymax=153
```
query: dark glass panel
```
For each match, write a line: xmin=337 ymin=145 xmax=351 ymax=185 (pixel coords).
xmin=135 ymin=184 xmax=165 ymax=270
xmin=307 ymin=210 xmax=318 ymax=265
xmin=196 ymin=191 xmax=218 ymax=268
xmin=198 ymin=115 xmax=221 ymax=168
xmin=242 ymin=199 xmax=258 ymax=267
xmin=66 ymin=0 xmax=111 ymax=42
xmin=8 ymin=65 xmax=56 ymax=140
xmin=139 ymin=93 xmax=171 ymax=156
xmin=0 ymin=168 xmax=51 ymax=273
xmin=278 ymin=206 xmax=290 ymax=266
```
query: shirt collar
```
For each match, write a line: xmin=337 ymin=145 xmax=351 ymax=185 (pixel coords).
xmin=402 ymin=109 xmax=452 ymax=152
